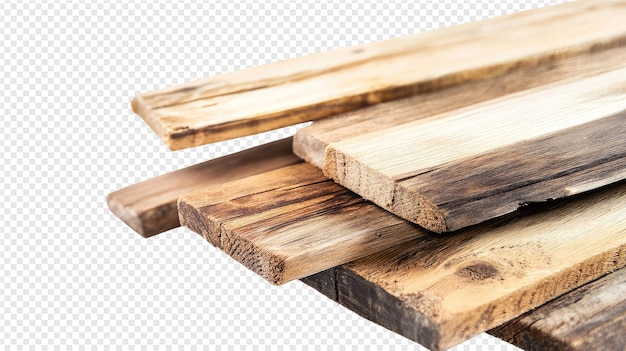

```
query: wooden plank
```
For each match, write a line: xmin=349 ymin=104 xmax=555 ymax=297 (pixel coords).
xmin=133 ymin=0 xmax=626 ymax=150
xmin=181 ymin=159 xmax=626 ymax=349
xmin=304 ymin=267 xmax=626 ymax=351
xmin=323 ymin=68 xmax=626 ymax=232
xmin=107 ymin=138 xmax=299 ymax=237
xmin=489 ymin=268 xmax=626 ymax=351
xmin=303 ymin=183 xmax=626 ymax=350
xmin=178 ymin=162 xmax=422 ymax=284
xmin=294 ymin=45 xmax=626 ymax=169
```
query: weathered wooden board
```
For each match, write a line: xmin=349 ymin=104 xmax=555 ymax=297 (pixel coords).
xmin=178 ymin=162 xmax=422 ymax=284
xmin=299 ymin=183 xmax=626 ymax=350
xmin=490 ymin=268 xmax=626 ymax=351
xmin=132 ymin=0 xmax=626 ymax=150
xmin=181 ymin=159 xmax=626 ymax=349
xmin=107 ymin=137 xmax=299 ymax=237
xmin=323 ymin=68 xmax=626 ymax=232
xmin=304 ymin=267 xmax=626 ymax=351
xmin=293 ymin=45 xmax=626 ymax=169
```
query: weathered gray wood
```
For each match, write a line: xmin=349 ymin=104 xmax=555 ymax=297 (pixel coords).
xmin=133 ymin=0 xmax=626 ymax=150
xmin=107 ymin=138 xmax=299 ymax=237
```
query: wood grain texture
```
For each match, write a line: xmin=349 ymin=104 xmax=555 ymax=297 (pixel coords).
xmin=178 ymin=162 xmax=422 ymax=284
xmin=490 ymin=268 xmax=626 ymax=351
xmin=107 ymin=138 xmax=299 ymax=237
xmin=323 ymin=68 xmax=626 ymax=232
xmin=301 ymin=182 xmax=626 ymax=350
xmin=133 ymin=0 xmax=626 ymax=150
xmin=294 ymin=45 xmax=626 ymax=169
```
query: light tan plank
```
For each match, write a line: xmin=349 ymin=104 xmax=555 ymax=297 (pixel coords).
xmin=324 ymin=68 xmax=626 ymax=232
xmin=107 ymin=138 xmax=299 ymax=237
xmin=134 ymin=0 xmax=626 ymax=150
xmin=331 ymin=183 xmax=626 ymax=350
xmin=294 ymin=45 xmax=626 ymax=169
xmin=178 ymin=162 xmax=422 ymax=284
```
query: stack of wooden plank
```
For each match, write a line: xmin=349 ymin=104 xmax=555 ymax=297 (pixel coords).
xmin=108 ymin=1 xmax=626 ymax=349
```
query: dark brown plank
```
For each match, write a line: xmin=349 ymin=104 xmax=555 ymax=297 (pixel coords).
xmin=489 ymin=268 xmax=626 ymax=351
xmin=107 ymin=137 xmax=299 ymax=237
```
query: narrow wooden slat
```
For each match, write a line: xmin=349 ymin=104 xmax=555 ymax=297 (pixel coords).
xmin=294 ymin=45 xmax=626 ymax=169
xmin=323 ymin=68 xmax=626 ymax=232
xmin=180 ymin=161 xmax=626 ymax=349
xmin=133 ymin=0 xmax=626 ymax=150
xmin=489 ymin=268 xmax=626 ymax=351
xmin=107 ymin=138 xmax=299 ymax=237
xmin=178 ymin=162 xmax=422 ymax=284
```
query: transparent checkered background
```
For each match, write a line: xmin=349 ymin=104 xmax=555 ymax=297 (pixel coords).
xmin=1 ymin=1 xmax=570 ymax=350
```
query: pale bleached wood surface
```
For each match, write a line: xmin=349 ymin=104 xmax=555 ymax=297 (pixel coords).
xmin=293 ymin=45 xmax=626 ymax=169
xmin=323 ymin=68 xmax=626 ymax=232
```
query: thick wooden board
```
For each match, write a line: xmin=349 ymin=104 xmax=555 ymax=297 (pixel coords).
xmin=323 ymin=68 xmax=626 ymax=232
xmin=107 ymin=138 xmax=299 ymax=237
xmin=133 ymin=0 xmax=626 ymax=150
xmin=293 ymin=45 xmax=626 ymax=169
xmin=181 ymin=159 xmax=626 ymax=349
xmin=311 ymin=185 xmax=626 ymax=350
xmin=490 ymin=268 xmax=626 ymax=351
xmin=178 ymin=162 xmax=422 ymax=284
xmin=304 ymin=268 xmax=626 ymax=351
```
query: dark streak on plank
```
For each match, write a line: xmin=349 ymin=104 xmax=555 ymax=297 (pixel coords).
xmin=489 ymin=268 xmax=626 ymax=351
xmin=401 ymin=112 xmax=626 ymax=231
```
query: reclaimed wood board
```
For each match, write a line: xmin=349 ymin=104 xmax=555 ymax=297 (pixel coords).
xmin=293 ymin=45 xmax=626 ymax=169
xmin=180 ymin=160 xmax=626 ymax=349
xmin=107 ymin=137 xmax=299 ymax=237
xmin=132 ymin=0 xmax=626 ymax=150
xmin=490 ymin=268 xmax=626 ymax=351
xmin=298 ymin=182 xmax=626 ymax=350
xmin=178 ymin=162 xmax=423 ymax=284
xmin=303 ymin=267 xmax=626 ymax=351
xmin=323 ymin=68 xmax=626 ymax=232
